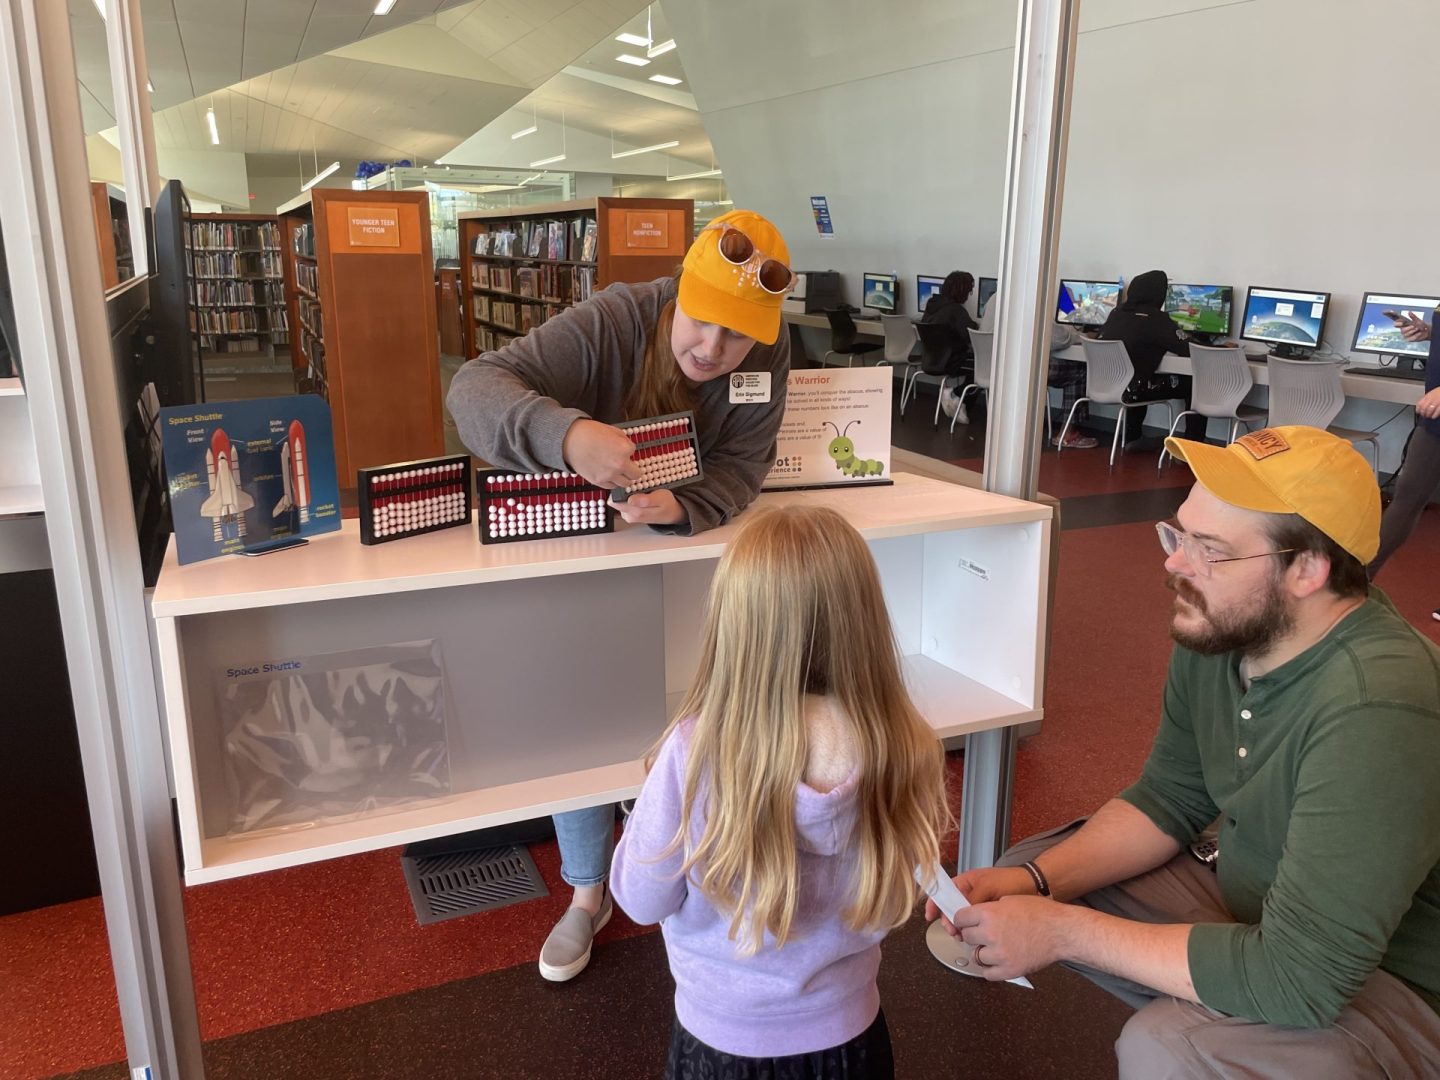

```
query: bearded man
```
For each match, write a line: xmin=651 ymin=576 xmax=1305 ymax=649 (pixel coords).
xmin=930 ymin=426 xmax=1440 ymax=1079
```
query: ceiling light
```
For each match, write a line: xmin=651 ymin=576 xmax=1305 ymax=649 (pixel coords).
xmin=612 ymin=139 xmax=680 ymax=159
xmin=616 ymin=54 xmax=650 ymax=66
xmin=615 ymin=32 xmax=650 ymax=47
xmin=206 ymin=107 xmax=219 ymax=145
xmin=646 ymin=39 xmax=676 ymax=57
xmin=511 ymin=125 xmax=537 ymax=140
xmin=302 ymin=161 xmax=341 ymax=191
xmin=351 ymin=179 xmax=366 ymax=190
xmin=667 ymin=167 xmax=722 ymax=181
xmin=529 ymin=154 xmax=566 ymax=167
xmin=648 ymin=74 xmax=682 ymax=86
xmin=373 ymin=0 xmax=398 ymax=14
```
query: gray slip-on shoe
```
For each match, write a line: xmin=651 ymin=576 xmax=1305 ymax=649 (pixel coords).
xmin=538 ymin=891 xmax=613 ymax=982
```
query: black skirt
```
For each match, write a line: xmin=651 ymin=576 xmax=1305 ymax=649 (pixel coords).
xmin=664 ymin=1009 xmax=893 ymax=1080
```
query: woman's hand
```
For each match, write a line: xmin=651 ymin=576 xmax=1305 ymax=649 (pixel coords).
xmin=562 ymin=419 xmax=641 ymax=489
xmin=1417 ymin=387 xmax=1440 ymax=422
xmin=610 ymin=487 xmax=687 ymax=527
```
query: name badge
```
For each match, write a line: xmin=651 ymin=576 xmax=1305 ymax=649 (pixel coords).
xmin=729 ymin=371 xmax=772 ymax=404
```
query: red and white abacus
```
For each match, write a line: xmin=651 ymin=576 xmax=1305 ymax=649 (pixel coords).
xmin=358 ymin=457 xmax=471 ymax=545
xmin=479 ymin=471 xmax=611 ymax=543
xmin=615 ymin=413 xmax=701 ymax=499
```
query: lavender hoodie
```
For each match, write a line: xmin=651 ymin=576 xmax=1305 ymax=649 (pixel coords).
xmin=610 ymin=714 xmax=883 ymax=1058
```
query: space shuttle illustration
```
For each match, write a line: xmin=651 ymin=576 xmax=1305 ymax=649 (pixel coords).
xmin=272 ymin=419 xmax=311 ymax=525
xmin=199 ymin=428 xmax=254 ymax=541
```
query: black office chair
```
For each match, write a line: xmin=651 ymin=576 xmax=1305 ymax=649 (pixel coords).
xmin=915 ymin=321 xmax=971 ymax=429
xmin=822 ymin=308 xmax=883 ymax=367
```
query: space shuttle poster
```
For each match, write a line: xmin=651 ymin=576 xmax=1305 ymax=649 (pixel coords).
xmin=159 ymin=394 xmax=340 ymax=564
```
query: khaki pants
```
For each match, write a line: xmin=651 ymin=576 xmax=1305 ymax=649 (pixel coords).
xmin=1002 ymin=821 xmax=1440 ymax=1079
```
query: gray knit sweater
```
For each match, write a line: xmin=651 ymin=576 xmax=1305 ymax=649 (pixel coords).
xmin=447 ymin=277 xmax=790 ymax=535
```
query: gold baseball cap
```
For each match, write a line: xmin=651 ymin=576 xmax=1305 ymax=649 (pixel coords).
xmin=1163 ymin=426 xmax=1380 ymax=564
xmin=678 ymin=209 xmax=790 ymax=345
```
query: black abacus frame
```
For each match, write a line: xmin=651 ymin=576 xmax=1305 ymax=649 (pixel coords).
xmin=476 ymin=467 xmax=615 ymax=545
xmin=357 ymin=454 xmax=473 ymax=545
xmin=611 ymin=409 xmax=705 ymax=502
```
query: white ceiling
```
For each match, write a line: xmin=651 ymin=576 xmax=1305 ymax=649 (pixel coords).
xmin=74 ymin=0 xmax=716 ymax=179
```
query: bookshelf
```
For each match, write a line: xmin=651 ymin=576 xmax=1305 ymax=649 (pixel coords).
xmin=185 ymin=213 xmax=288 ymax=362
xmin=458 ymin=197 xmax=694 ymax=359
xmin=278 ymin=188 xmax=443 ymax=484
xmin=89 ymin=182 xmax=134 ymax=290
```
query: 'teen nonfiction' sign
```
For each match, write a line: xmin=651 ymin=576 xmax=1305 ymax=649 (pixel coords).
xmin=347 ymin=205 xmax=401 ymax=247
xmin=764 ymin=366 xmax=892 ymax=490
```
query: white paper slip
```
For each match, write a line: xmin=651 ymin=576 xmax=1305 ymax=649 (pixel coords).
xmin=916 ymin=862 xmax=1035 ymax=989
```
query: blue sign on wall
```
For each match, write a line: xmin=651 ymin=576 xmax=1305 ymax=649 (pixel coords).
xmin=159 ymin=394 xmax=341 ymax=564
xmin=810 ymin=195 xmax=835 ymax=237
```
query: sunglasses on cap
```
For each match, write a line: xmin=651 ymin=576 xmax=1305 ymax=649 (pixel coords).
xmin=702 ymin=222 xmax=796 ymax=295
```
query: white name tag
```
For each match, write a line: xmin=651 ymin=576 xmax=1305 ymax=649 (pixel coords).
xmin=728 ymin=371 xmax=772 ymax=404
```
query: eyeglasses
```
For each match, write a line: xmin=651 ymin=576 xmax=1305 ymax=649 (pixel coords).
xmin=1156 ymin=521 xmax=1294 ymax=579
xmin=702 ymin=222 xmax=796 ymax=295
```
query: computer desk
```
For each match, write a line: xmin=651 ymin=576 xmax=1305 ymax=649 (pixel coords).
xmin=783 ymin=310 xmax=888 ymax=335
xmin=1052 ymin=343 xmax=1424 ymax=407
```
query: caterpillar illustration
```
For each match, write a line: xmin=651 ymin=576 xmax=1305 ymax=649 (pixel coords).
xmin=823 ymin=421 xmax=884 ymax=478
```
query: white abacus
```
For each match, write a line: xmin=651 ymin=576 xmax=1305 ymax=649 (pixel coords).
xmin=483 ymin=472 xmax=608 ymax=539
xmin=368 ymin=462 xmax=468 ymax=539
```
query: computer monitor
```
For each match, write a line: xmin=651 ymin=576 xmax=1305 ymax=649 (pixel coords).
xmin=1350 ymin=291 xmax=1439 ymax=360
xmin=916 ymin=274 xmax=945 ymax=313
xmin=1239 ymin=286 xmax=1330 ymax=355
xmin=977 ymin=276 xmax=998 ymax=320
xmin=1056 ymin=279 xmax=1120 ymax=327
xmin=862 ymin=272 xmax=899 ymax=315
xmin=1164 ymin=283 xmax=1234 ymax=337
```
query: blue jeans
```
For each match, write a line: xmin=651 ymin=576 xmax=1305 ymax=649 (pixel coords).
xmin=553 ymin=804 xmax=615 ymax=887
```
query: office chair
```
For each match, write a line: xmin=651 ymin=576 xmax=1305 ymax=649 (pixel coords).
xmin=878 ymin=315 xmax=920 ymax=413
xmin=822 ymin=308 xmax=883 ymax=367
xmin=1157 ymin=345 xmax=1266 ymax=469
xmin=915 ymin=321 xmax=964 ymax=429
xmin=952 ymin=329 xmax=995 ymax=433
xmin=1060 ymin=339 xmax=1179 ymax=468
xmin=1265 ymin=356 xmax=1381 ymax=478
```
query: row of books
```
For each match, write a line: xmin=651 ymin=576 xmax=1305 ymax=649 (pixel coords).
xmin=481 ymin=300 xmax=566 ymax=335
xmin=301 ymin=332 xmax=327 ymax=399
xmin=203 ymin=336 xmax=269 ymax=355
xmin=191 ymin=251 xmax=280 ymax=279
xmin=191 ymin=308 xmax=272 ymax=334
xmin=189 ymin=220 xmax=280 ymax=251
xmin=298 ymin=297 xmax=323 ymax=341
xmin=292 ymin=222 xmax=316 ymax=258
xmin=193 ymin=279 xmax=285 ymax=307
xmin=475 ymin=327 xmax=518 ymax=354
xmin=473 ymin=216 xmax=598 ymax=262
xmin=296 ymin=262 xmax=319 ymax=296
xmin=470 ymin=264 xmax=596 ymax=304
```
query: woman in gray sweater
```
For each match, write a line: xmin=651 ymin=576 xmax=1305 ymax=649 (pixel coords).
xmin=446 ymin=209 xmax=793 ymax=980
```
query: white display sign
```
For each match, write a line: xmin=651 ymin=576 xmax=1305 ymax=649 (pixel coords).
xmin=765 ymin=366 xmax=893 ymax=489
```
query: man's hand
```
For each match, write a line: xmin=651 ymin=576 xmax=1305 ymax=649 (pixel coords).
xmin=924 ymin=865 xmax=1035 ymax=936
xmin=1417 ymin=387 xmax=1440 ymax=422
xmin=610 ymin=488 xmax=686 ymax=526
xmin=562 ymin=419 xmax=640 ymax=490
xmin=1395 ymin=312 xmax=1432 ymax=343
xmin=952 ymin=896 xmax=1076 ymax=982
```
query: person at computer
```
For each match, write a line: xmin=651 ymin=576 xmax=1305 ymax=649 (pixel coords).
xmin=923 ymin=272 xmax=979 ymax=424
xmin=1369 ymin=309 xmax=1440 ymax=623
xmin=1098 ymin=270 xmax=1207 ymax=445
xmin=979 ymin=286 xmax=1098 ymax=449
xmin=927 ymin=426 xmax=1440 ymax=1078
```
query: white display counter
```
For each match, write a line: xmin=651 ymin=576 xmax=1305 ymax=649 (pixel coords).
xmin=152 ymin=472 xmax=1053 ymax=885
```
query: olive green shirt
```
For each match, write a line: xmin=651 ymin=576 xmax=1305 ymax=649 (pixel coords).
xmin=1119 ymin=589 xmax=1440 ymax=1028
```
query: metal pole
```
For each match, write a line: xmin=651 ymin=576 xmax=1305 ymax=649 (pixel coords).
xmin=0 ymin=0 xmax=203 ymax=1075
xmin=959 ymin=0 xmax=1081 ymax=872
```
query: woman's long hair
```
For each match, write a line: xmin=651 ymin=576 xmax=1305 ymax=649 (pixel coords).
xmin=940 ymin=271 xmax=974 ymax=304
xmin=624 ymin=271 xmax=694 ymax=420
xmin=654 ymin=506 xmax=951 ymax=954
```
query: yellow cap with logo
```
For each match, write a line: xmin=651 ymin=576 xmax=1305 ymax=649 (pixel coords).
xmin=1163 ymin=426 xmax=1380 ymax=564
xmin=678 ymin=209 xmax=791 ymax=346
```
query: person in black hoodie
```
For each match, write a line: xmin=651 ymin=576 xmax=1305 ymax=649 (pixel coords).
xmin=923 ymin=271 xmax=978 ymax=421
xmin=1098 ymin=270 xmax=1206 ymax=443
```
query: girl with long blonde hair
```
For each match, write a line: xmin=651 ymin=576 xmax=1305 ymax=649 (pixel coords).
xmin=611 ymin=505 xmax=951 ymax=1078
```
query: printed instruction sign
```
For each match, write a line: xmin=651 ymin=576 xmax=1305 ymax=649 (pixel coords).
xmin=764 ymin=367 xmax=892 ymax=490
xmin=810 ymin=195 xmax=835 ymax=238
xmin=347 ymin=205 xmax=401 ymax=247
xmin=159 ymin=394 xmax=341 ymax=564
